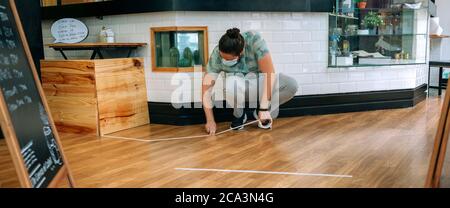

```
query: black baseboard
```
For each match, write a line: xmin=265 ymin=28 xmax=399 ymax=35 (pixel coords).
xmin=148 ymin=84 xmax=428 ymax=125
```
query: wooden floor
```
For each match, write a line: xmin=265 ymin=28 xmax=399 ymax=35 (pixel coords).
xmin=0 ymin=96 xmax=445 ymax=188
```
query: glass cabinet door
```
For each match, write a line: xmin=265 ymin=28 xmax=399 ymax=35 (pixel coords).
xmin=151 ymin=27 xmax=208 ymax=72
xmin=155 ymin=31 xmax=205 ymax=68
xmin=329 ymin=0 xmax=429 ymax=67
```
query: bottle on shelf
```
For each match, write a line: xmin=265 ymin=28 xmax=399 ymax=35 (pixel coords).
xmin=392 ymin=14 xmax=401 ymax=35
xmin=342 ymin=40 xmax=350 ymax=56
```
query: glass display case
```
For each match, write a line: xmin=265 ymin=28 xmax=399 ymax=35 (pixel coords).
xmin=328 ymin=0 xmax=429 ymax=67
xmin=151 ymin=27 xmax=208 ymax=72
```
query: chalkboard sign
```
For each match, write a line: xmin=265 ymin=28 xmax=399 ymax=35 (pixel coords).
xmin=51 ymin=18 xmax=88 ymax=44
xmin=0 ymin=0 xmax=73 ymax=188
xmin=426 ymin=78 xmax=450 ymax=188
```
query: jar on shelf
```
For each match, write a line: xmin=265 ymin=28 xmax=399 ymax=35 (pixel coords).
xmin=333 ymin=27 xmax=343 ymax=36
xmin=99 ymin=26 xmax=115 ymax=43
xmin=403 ymin=52 xmax=410 ymax=60
xmin=345 ymin=25 xmax=358 ymax=36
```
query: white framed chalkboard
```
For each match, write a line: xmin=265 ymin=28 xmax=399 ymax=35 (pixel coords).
xmin=0 ymin=0 xmax=74 ymax=188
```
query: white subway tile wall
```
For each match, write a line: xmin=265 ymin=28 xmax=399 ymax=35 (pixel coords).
xmin=41 ymin=12 xmax=429 ymax=103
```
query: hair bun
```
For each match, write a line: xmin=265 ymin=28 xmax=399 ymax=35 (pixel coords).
xmin=226 ymin=28 xmax=240 ymax=39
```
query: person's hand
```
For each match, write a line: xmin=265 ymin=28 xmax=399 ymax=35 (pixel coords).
xmin=258 ymin=111 xmax=272 ymax=123
xmin=205 ymin=121 xmax=217 ymax=135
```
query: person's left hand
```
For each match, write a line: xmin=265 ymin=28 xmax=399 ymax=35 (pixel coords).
xmin=258 ymin=111 xmax=272 ymax=123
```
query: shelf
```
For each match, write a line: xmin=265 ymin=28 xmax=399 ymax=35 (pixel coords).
xmin=337 ymin=7 xmax=428 ymax=13
xmin=329 ymin=60 xmax=427 ymax=68
xmin=430 ymin=34 xmax=450 ymax=39
xmin=329 ymin=13 xmax=358 ymax=20
xmin=339 ymin=34 xmax=427 ymax=37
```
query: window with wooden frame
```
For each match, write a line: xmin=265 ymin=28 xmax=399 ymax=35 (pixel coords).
xmin=150 ymin=26 xmax=209 ymax=72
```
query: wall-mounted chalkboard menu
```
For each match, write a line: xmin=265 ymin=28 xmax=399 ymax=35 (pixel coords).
xmin=0 ymin=0 xmax=73 ymax=188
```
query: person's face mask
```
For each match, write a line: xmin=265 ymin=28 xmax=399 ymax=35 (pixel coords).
xmin=222 ymin=58 xmax=239 ymax=67
xmin=220 ymin=50 xmax=243 ymax=67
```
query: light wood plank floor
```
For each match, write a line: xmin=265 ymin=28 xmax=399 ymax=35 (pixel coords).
xmin=0 ymin=96 xmax=445 ymax=187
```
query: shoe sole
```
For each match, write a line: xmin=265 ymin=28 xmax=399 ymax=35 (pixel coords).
xmin=253 ymin=110 xmax=272 ymax=129
xmin=231 ymin=114 xmax=247 ymax=130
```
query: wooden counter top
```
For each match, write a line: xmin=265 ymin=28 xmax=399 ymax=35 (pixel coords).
xmin=46 ymin=43 xmax=147 ymax=60
xmin=430 ymin=34 xmax=450 ymax=39
xmin=47 ymin=42 xmax=147 ymax=49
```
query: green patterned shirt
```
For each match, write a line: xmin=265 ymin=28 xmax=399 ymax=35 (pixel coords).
xmin=207 ymin=31 xmax=270 ymax=75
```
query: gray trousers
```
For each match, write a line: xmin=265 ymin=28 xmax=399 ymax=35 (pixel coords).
xmin=222 ymin=73 xmax=298 ymax=119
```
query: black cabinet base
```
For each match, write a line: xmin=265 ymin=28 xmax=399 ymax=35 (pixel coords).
xmin=149 ymin=84 xmax=428 ymax=125
xmin=42 ymin=0 xmax=333 ymax=20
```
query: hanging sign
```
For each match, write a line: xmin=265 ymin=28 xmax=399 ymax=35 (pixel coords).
xmin=51 ymin=18 xmax=88 ymax=44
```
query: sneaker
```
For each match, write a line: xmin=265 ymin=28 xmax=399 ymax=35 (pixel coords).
xmin=253 ymin=110 xmax=272 ymax=129
xmin=230 ymin=113 xmax=247 ymax=130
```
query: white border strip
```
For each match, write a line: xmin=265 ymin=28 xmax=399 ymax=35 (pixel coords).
xmin=175 ymin=168 xmax=353 ymax=178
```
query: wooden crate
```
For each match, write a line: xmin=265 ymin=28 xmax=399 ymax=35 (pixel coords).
xmin=41 ymin=58 xmax=149 ymax=136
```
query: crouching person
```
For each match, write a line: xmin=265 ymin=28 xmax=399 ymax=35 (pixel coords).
xmin=202 ymin=28 xmax=298 ymax=135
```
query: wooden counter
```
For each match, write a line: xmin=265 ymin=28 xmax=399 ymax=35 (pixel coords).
xmin=41 ymin=58 xmax=149 ymax=136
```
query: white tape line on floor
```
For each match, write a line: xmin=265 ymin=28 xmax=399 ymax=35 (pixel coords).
xmin=175 ymin=168 xmax=353 ymax=178
xmin=102 ymin=120 xmax=260 ymax=143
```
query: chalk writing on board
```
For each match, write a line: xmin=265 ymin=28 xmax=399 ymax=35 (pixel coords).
xmin=40 ymin=103 xmax=62 ymax=166
xmin=5 ymin=39 xmax=15 ymax=49
xmin=31 ymin=157 xmax=55 ymax=188
xmin=9 ymin=53 xmax=17 ymax=64
xmin=18 ymin=84 xmax=27 ymax=91
xmin=0 ymin=54 xmax=19 ymax=65
xmin=19 ymin=140 xmax=53 ymax=188
xmin=0 ymin=53 xmax=11 ymax=65
xmin=7 ymin=95 xmax=33 ymax=112
xmin=0 ymin=68 xmax=24 ymax=80
xmin=12 ymin=69 xmax=23 ymax=78
xmin=0 ymin=68 xmax=13 ymax=80
xmin=0 ymin=11 xmax=8 ymax=21
xmin=22 ymin=142 xmax=37 ymax=170
xmin=0 ymin=14 xmax=6 ymax=22
xmin=3 ymin=86 xmax=18 ymax=98
xmin=2 ymin=26 xmax=12 ymax=37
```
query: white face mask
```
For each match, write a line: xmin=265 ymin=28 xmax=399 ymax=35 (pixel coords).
xmin=222 ymin=58 xmax=239 ymax=67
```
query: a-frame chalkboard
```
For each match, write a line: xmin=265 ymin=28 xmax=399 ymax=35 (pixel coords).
xmin=0 ymin=0 xmax=74 ymax=188
xmin=426 ymin=78 xmax=450 ymax=188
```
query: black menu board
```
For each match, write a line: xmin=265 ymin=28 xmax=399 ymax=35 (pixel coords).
xmin=0 ymin=0 xmax=63 ymax=188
